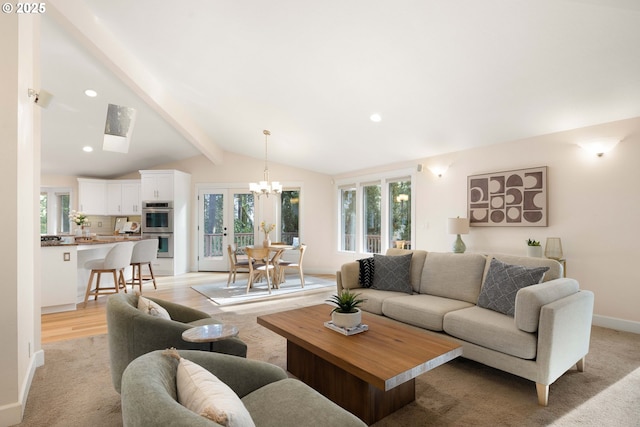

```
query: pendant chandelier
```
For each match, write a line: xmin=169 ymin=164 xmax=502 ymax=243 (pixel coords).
xmin=249 ymin=130 xmax=282 ymax=198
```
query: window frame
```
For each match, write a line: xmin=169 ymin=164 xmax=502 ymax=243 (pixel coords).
xmin=335 ymin=168 xmax=415 ymax=255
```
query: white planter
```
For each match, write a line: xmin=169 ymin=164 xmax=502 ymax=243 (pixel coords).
xmin=331 ymin=308 xmax=362 ymax=329
xmin=527 ymin=245 xmax=543 ymax=257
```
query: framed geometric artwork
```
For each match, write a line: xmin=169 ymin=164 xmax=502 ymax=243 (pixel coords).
xmin=467 ymin=166 xmax=547 ymax=227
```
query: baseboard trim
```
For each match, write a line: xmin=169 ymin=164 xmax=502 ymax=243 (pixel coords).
xmin=593 ymin=315 xmax=640 ymax=334
xmin=0 ymin=349 xmax=42 ymax=426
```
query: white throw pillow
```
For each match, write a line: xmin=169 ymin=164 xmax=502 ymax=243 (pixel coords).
xmin=137 ymin=296 xmax=171 ymax=320
xmin=176 ymin=357 xmax=255 ymax=427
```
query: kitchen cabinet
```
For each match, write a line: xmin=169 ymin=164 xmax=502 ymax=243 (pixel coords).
xmin=141 ymin=173 xmax=174 ymax=201
xmin=107 ymin=181 xmax=141 ymax=215
xmin=78 ymin=178 xmax=107 ymax=214
xmin=41 ymin=246 xmax=78 ymax=313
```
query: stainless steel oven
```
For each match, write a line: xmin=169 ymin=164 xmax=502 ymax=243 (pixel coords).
xmin=145 ymin=233 xmax=174 ymax=258
xmin=142 ymin=201 xmax=173 ymax=233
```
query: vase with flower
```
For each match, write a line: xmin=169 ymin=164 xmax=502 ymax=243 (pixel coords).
xmin=260 ymin=221 xmax=275 ymax=248
xmin=69 ymin=210 xmax=88 ymax=237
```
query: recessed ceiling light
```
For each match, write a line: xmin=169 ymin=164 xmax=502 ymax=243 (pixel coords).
xmin=82 ymin=146 xmax=93 ymax=152
xmin=370 ymin=113 xmax=382 ymax=122
xmin=84 ymin=89 xmax=98 ymax=98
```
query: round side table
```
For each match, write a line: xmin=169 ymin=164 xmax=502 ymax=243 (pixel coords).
xmin=182 ymin=324 xmax=239 ymax=351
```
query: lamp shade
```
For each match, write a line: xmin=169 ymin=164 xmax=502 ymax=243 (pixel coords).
xmin=447 ymin=217 xmax=469 ymax=235
xmin=544 ymin=237 xmax=563 ymax=260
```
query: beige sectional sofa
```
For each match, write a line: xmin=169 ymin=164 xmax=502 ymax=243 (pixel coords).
xmin=337 ymin=248 xmax=594 ymax=406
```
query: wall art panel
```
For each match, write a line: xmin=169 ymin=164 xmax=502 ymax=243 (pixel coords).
xmin=468 ymin=166 xmax=547 ymax=227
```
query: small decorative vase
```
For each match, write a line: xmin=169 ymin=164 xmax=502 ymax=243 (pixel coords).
xmin=263 ymin=238 xmax=271 ymax=248
xmin=332 ymin=308 xmax=362 ymax=329
xmin=527 ymin=245 xmax=543 ymax=257
xmin=75 ymin=227 xmax=83 ymax=237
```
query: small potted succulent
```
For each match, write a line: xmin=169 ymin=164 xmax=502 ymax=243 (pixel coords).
xmin=326 ymin=289 xmax=366 ymax=328
xmin=526 ymin=239 xmax=543 ymax=258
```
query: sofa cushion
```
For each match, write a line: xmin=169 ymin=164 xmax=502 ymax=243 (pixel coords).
xmin=385 ymin=248 xmax=428 ymax=293
xmin=137 ymin=295 xmax=171 ymax=319
xmin=382 ymin=294 xmax=474 ymax=331
xmin=176 ymin=357 xmax=255 ymax=426
xmin=371 ymin=253 xmax=413 ymax=294
xmin=352 ymin=287 xmax=405 ymax=315
xmin=357 ymin=257 xmax=375 ymax=288
xmin=514 ymin=278 xmax=580 ymax=332
xmin=443 ymin=306 xmax=538 ymax=359
xmin=242 ymin=378 xmax=365 ymax=426
xmin=478 ymin=258 xmax=549 ymax=316
xmin=420 ymin=252 xmax=487 ymax=304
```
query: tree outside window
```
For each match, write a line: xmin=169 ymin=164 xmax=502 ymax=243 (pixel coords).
xmin=280 ymin=190 xmax=299 ymax=245
xmin=341 ymin=187 xmax=356 ymax=251
xmin=389 ymin=180 xmax=411 ymax=248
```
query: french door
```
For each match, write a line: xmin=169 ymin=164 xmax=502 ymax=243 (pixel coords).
xmin=197 ymin=187 xmax=255 ymax=271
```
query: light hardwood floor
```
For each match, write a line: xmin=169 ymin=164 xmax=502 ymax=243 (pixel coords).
xmin=41 ymin=272 xmax=334 ymax=344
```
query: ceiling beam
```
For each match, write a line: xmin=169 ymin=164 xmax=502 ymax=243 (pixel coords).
xmin=46 ymin=0 xmax=224 ymax=165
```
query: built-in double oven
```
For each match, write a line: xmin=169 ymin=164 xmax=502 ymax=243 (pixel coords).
xmin=142 ymin=201 xmax=174 ymax=258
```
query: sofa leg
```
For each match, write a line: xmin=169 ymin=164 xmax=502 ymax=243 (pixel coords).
xmin=576 ymin=357 xmax=586 ymax=372
xmin=536 ymin=383 xmax=549 ymax=406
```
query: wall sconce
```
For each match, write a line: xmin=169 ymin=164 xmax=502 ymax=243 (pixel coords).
xmin=428 ymin=165 xmax=449 ymax=178
xmin=27 ymin=88 xmax=53 ymax=108
xmin=577 ymin=138 xmax=619 ymax=157
xmin=447 ymin=217 xmax=469 ymax=253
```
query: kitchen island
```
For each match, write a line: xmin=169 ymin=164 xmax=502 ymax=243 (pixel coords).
xmin=41 ymin=237 xmax=143 ymax=314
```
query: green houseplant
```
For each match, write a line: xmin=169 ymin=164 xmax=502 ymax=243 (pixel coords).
xmin=526 ymin=238 xmax=543 ymax=257
xmin=326 ymin=289 xmax=366 ymax=328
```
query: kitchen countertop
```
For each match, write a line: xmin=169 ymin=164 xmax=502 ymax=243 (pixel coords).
xmin=41 ymin=235 xmax=144 ymax=247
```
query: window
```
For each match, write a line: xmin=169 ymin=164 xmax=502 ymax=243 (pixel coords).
xmin=337 ymin=171 xmax=413 ymax=254
xmin=389 ymin=180 xmax=411 ymax=249
xmin=280 ymin=190 xmax=299 ymax=245
xmin=40 ymin=188 xmax=71 ymax=235
xmin=340 ymin=186 xmax=356 ymax=251
xmin=363 ymin=184 xmax=381 ymax=253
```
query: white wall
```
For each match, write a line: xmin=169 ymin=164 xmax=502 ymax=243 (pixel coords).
xmin=335 ymin=116 xmax=640 ymax=329
xmin=1 ymin=14 xmax=41 ymax=426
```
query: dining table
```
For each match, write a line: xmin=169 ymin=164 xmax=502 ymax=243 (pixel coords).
xmin=244 ymin=244 xmax=294 ymax=288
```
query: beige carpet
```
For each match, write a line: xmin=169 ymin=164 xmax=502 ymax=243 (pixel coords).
xmin=17 ymin=291 xmax=640 ymax=426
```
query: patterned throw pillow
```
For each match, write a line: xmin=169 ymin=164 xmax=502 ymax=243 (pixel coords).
xmin=357 ymin=257 xmax=375 ymax=288
xmin=371 ymin=253 xmax=413 ymax=294
xmin=478 ymin=258 xmax=550 ymax=316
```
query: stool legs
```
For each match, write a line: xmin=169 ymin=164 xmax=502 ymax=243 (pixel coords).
xmin=129 ymin=262 xmax=157 ymax=293
xmin=83 ymin=268 xmax=128 ymax=308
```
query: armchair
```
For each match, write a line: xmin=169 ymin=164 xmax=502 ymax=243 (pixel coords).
xmin=106 ymin=293 xmax=247 ymax=393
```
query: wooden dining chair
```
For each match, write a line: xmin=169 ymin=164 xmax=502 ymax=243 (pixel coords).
xmin=277 ymin=244 xmax=307 ymax=287
xmin=244 ymin=246 xmax=276 ymax=294
xmin=227 ymin=243 xmax=250 ymax=286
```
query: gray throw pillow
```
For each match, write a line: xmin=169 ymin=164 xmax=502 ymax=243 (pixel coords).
xmin=371 ymin=253 xmax=413 ymax=293
xmin=478 ymin=258 xmax=550 ymax=316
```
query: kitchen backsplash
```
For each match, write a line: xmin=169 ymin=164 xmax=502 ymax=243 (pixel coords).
xmin=76 ymin=215 xmax=141 ymax=235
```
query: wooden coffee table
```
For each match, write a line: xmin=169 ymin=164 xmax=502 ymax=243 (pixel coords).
xmin=257 ymin=304 xmax=462 ymax=425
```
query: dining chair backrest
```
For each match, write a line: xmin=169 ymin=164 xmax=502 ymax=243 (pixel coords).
xmin=245 ymin=246 xmax=270 ymax=264
xmin=297 ymin=244 xmax=307 ymax=264
xmin=104 ymin=242 xmax=135 ymax=270
xmin=131 ymin=239 xmax=159 ymax=264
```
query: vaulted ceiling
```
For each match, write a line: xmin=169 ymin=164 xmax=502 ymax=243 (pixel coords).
xmin=40 ymin=0 xmax=640 ymax=178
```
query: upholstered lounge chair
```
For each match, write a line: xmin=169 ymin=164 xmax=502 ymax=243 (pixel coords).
xmin=120 ymin=350 xmax=366 ymax=427
xmin=106 ymin=293 xmax=247 ymax=393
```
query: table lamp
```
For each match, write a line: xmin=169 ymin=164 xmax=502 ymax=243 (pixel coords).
xmin=544 ymin=237 xmax=563 ymax=260
xmin=447 ymin=217 xmax=470 ymax=254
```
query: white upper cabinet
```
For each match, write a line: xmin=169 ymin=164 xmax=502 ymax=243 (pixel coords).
xmin=78 ymin=179 xmax=107 ymax=215
xmin=107 ymin=181 xmax=141 ymax=215
xmin=141 ymin=172 xmax=174 ymax=201
xmin=122 ymin=182 xmax=141 ymax=214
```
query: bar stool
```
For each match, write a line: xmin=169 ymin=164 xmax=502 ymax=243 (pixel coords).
xmin=83 ymin=242 xmax=135 ymax=308
xmin=129 ymin=239 xmax=159 ymax=293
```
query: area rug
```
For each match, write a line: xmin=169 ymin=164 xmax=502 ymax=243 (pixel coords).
xmin=19 ymin=293 xmax=640 ymax=427
xmin=191 ymin=275 xmax=336 ymax=306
